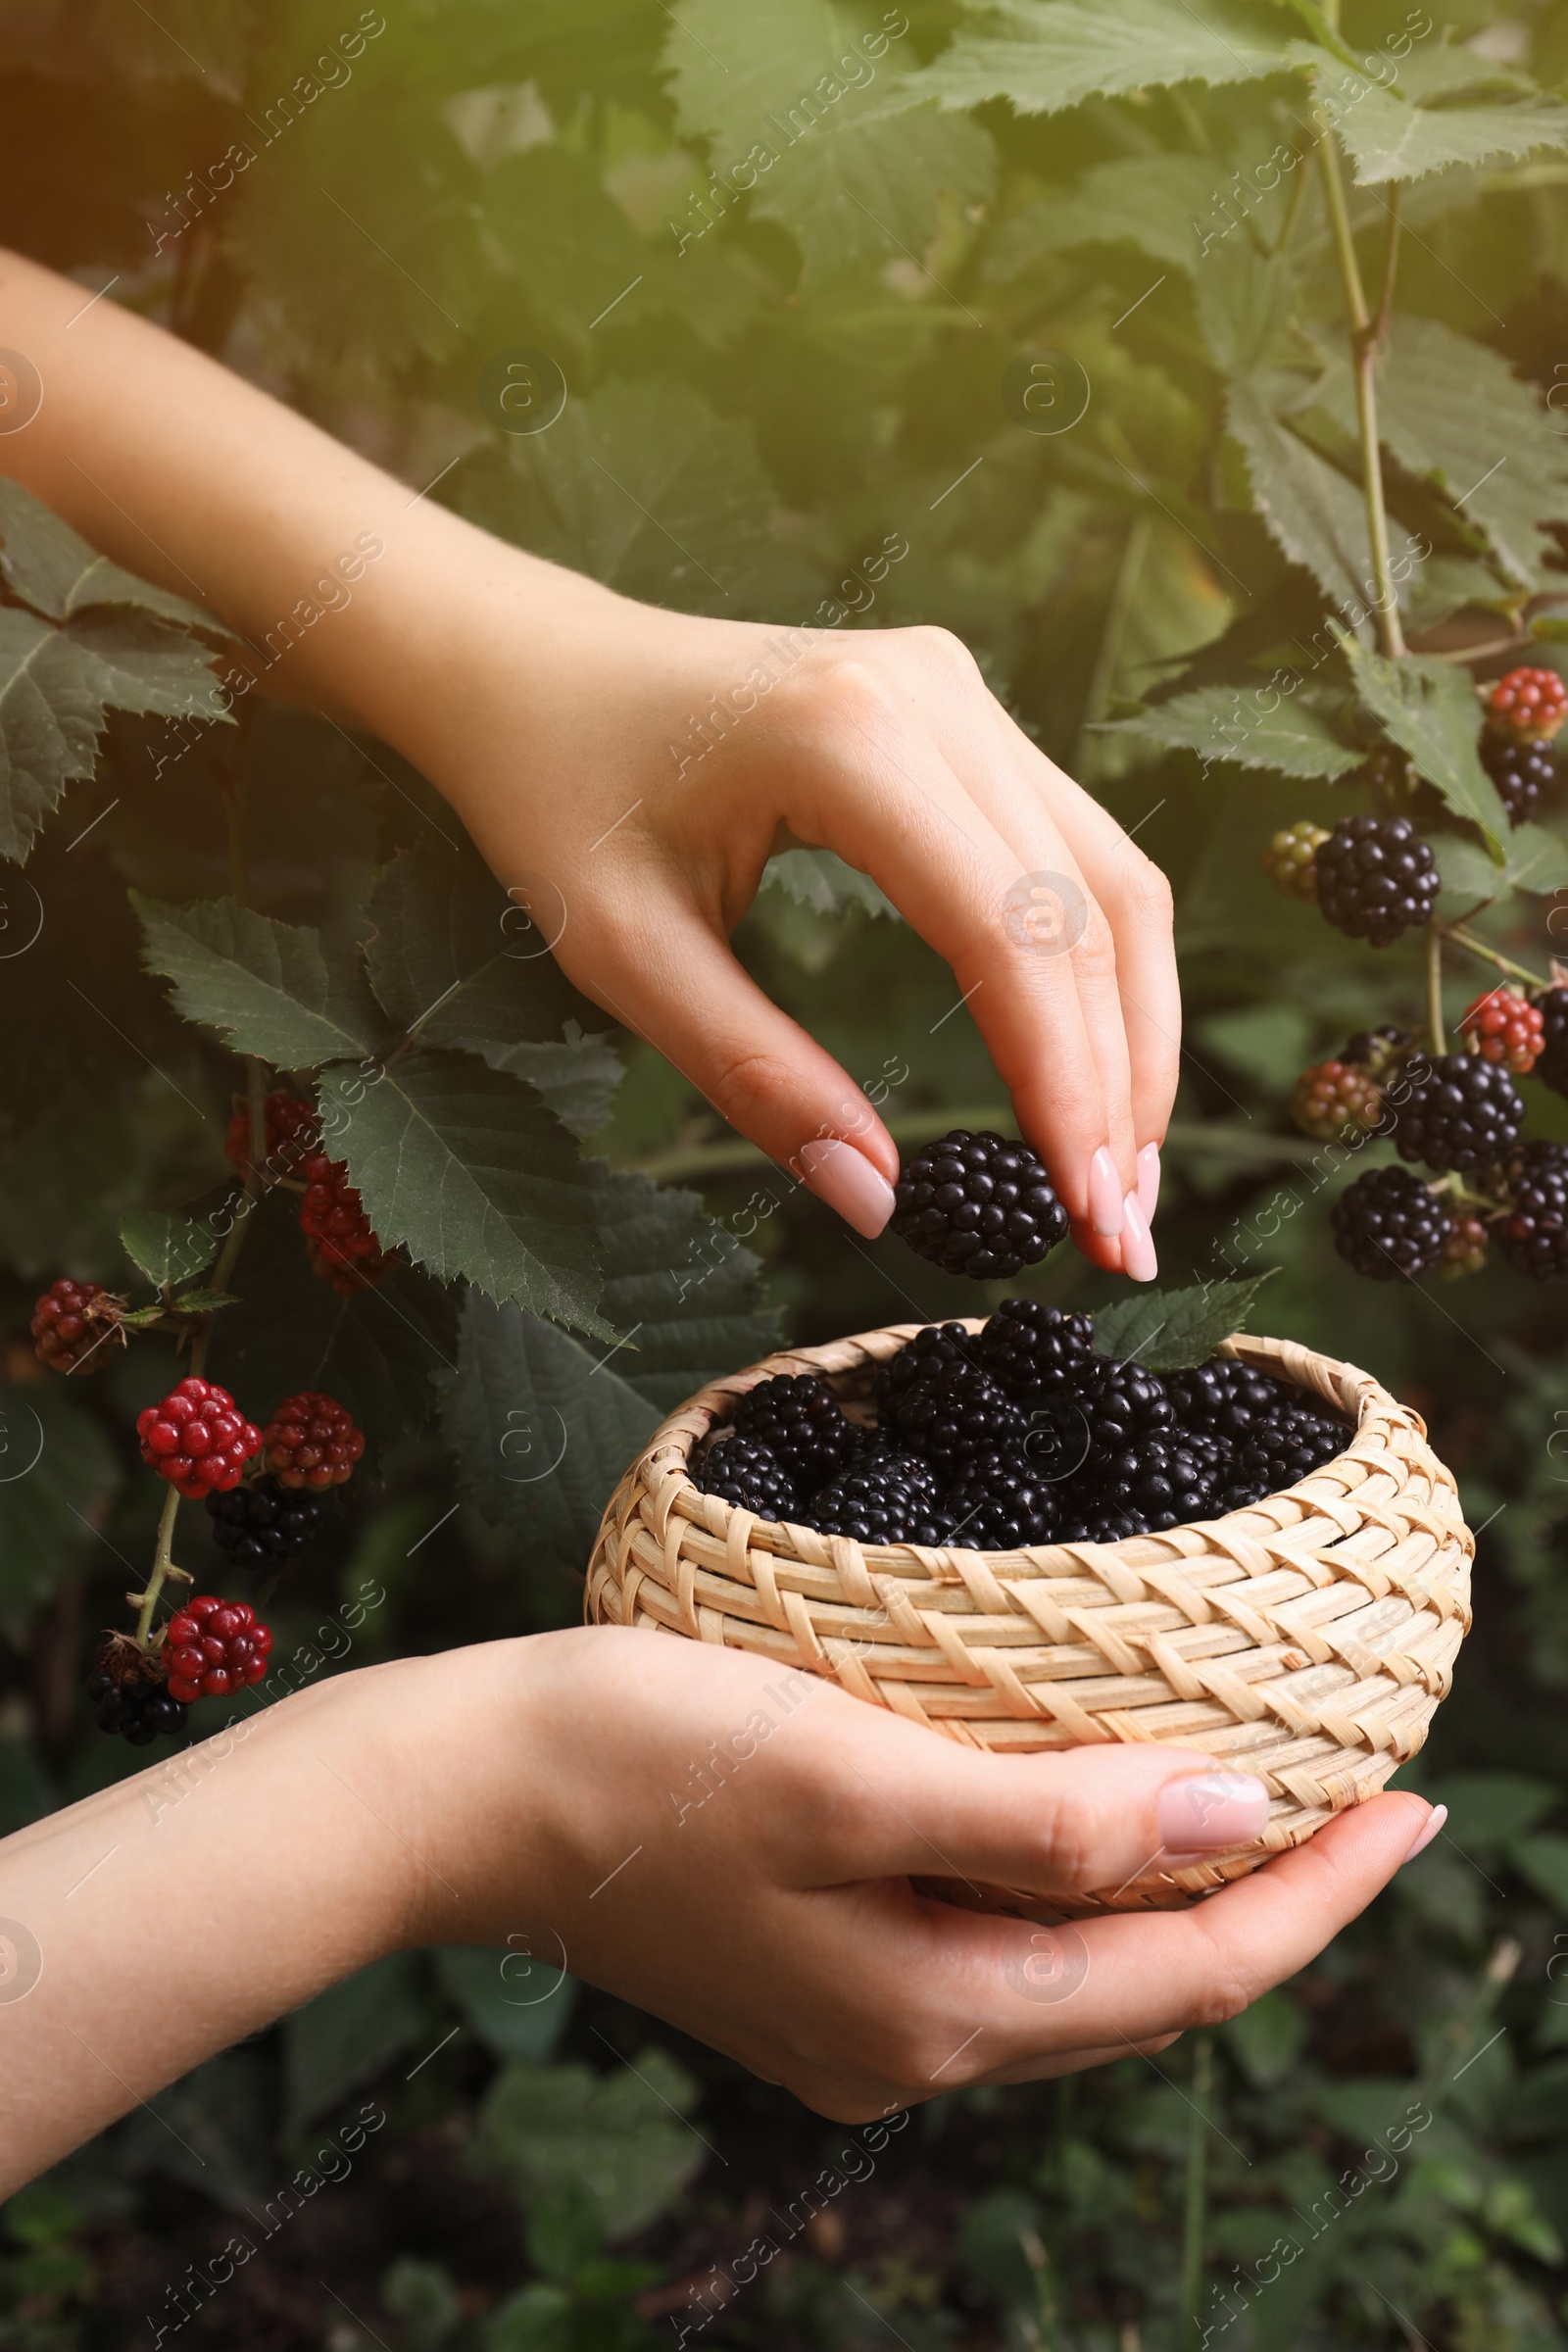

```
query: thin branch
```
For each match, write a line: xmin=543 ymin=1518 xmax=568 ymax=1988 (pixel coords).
xmin=1426 ymin=921 xmax=1446 ymax=1055
xmin=1438 ymin=921 xmax=1550 ymax=992
xmin=1372 ymin=180 xmax=1400 ymax=346
xmin=1318 ymin=132 xmax=1405 ymax=657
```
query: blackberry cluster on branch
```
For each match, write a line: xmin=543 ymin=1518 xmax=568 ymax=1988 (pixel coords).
xmin=1498 ymin=1142 xmax=1568 ymax=1281
xmin=85 ymin=1636 xmax=188 ymax=1745
xmin=207 ymin=1477 xmax=328 ymax=1571
xmin=1483 ymin=736 xmax=1562 ymax=827
xmin=890 ymin=1131 xmax=1068 ymax=1281
xmin=1393 ymin=1054 xmax=1524 ymax=1175
xmin=1332 ymin=1167 xmax=1449 ymax=1281
xmin=1313 ymin=814 xmax=1440 ymax=949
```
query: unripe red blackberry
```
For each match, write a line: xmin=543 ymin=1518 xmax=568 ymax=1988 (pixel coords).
xmin=891 ymin=1130 xmax=1067 ymax=1281
xmin=163 ymin=1593 xmax=273 ymax=1702
xmin=1260 ymin=820 xmax=1329 ymax=902
xmin=223 ymin=1089 xmax=318 ymax=1181
xmin=1332 ymin=1166 xmax=1447 ymax=1279
xmin=1393 ymin=1053 xmax=1524 ymax=1174
xmin=1459 ymin=987 xmax=1544 ymax=1074
xmin=1482 ymin=736 xmax=1561 ymax=826
xmin=30 ymin=1277 xmax=124 ymax=1374
xmin=299 ymin=1154 xmax=397 ymax=1292
xmin=1498 ymin=1141 xmax=1568 ymax=1280
xmin=1534 ymin=988 xmax=1568 ymax=1100
xmin=1314 ymin=814 xmax=1440 ymax=948
xmin=261 ymin=1391 xmax=365 ymax=1490
xmin=136 ymin=1377 xmax=262 ymax=1500
xmin=1440 ymin=1212 xmax=1489 ymax=1281
xmin=1292 ymin=1059 xmax=1383 ymax=1143
xmin=1486 ymin=664 xmax=1567 ymax=743
xmin=731 ymin=1373 xmax=858 ymax=1492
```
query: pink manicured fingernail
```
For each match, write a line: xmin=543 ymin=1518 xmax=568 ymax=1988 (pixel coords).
xmin=1401 ymin=1802 xmax=1446 ymax=1864
xmin=798 ymin=1138 xmax=897 ymax=1239
xmin=1137 ymin=1142 xmax=1161 ymax=1221
xmin=1089 ymin=1147 xmax=1124 ymax=1237
xmin=1158 ymin=1772 xmax=1271 ymax=1853
xmin=1121 ymin=1192 xmax=1157 ymax=1282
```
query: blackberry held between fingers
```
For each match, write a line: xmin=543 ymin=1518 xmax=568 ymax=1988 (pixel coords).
xmin=977 ymin=1298 xmax=1096 ymax=1400
xmin=732 ymin=1374 xmax=858 ymax=1491
xmin=694 ymin=1436 xmax=799 ymax=1520
xmin=1499 ymin=1141 xmax=1568 ymax=1280
xmin=891 ymin=1131 xmax=1068 ymax=1282
xmin=207 ymin=1477 xmax=328 ymax=1571
xmin=1393 ymin=1053 xmax=1524 ymax=1175
xmin=1535 ymin=989 xmax=1568 ymax=1101
xmin=1332 ymin=1167 xmax=1448 ymax=1280
xmin=1314 ymin=814 xmax=1440 ymax=948
xmin=1482 ymin=736 xmax=1562 ymax=827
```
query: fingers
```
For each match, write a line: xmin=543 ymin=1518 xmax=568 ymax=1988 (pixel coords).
xmin=548 ymin=862 xmax=901 ymax=1223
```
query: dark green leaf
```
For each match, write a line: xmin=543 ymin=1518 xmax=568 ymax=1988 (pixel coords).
xmin=0 ymin=1382 xmax=122 ymax=1646
xmin=1223 ymin=1988 xmax=1308 ymax=2088
xmin=319 ymin=1051 xmax=608 ymax=1336
xmin=281 ymin=1953 xmax=425 ymax=2135
xmin=168 ymin=1287 xmax=240 ymax=1315
xmin=907 ymin=0 xmax=1325 ymax=115
xmin=1424 ymin=1771 xmax=1556 ymax=1848
xmin=0 ymin=607 xmax=228 ymax=864
xmin=1093 ymin=1272 xmax=1279 ymax=1370
xmin=0 ymin=478 xmax=225 ymax=634
xmin=1102 ymin=682 xmax=1364 ymax=778
xmin=117 ymin=2050 xmax=273 ymax=2212
xmin=133 ymin=892 xmax=390 ymax=1066
xmin=1340 ymin=642 xmax=1509 ymax=849
xmin=486 ymin=1023 xmax=624 ymax=1141
xmin=118 ymin=1207 xmax=219 ymax=1290
xmin=475 ymin=2050 xmax=705 ymax=2236
xmin=434 ymin=1947 xmax=576 ymax=2064
xmin=363 ymin=845 xmax=599 ymax=1054
xmin=1225 ymin=378 xmax=1375 ymax=625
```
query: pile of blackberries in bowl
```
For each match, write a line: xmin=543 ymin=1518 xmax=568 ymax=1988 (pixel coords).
xmin=691 ymin=1299 xmax=1355 ymax=1551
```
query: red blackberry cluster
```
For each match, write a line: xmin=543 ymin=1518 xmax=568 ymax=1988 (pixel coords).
xmin=299 ymin=1153 xmax=398 ymax=1293
xmin=688 ymin=1300 xmax=1351 ymax=1548
xmin=1460 ymin=988 xmax=1544 ymax=1074
xmin=1292 ymin=1059 xmax=1382 ymax=1143
xmin=163 ymin=1594 xmax=273 ymax=1702
xmin=261 ymin=1392 xmax=365 ymax=1490
xmin=1393 ymin=1054 xmax=1523 ymax=1174
xmin=1486 ymin=664 xmax=1567 ymax=742
xmin=86 ymin=1636 xmax=187 ymax=1745
xmin=224 ymin=1088 xmax=318 ymax=1181
xmin=1313 ymin=814 xmax=1440 ymax=948
xmin=1331 ymin=1167 xmax=1449 ymax=1280
xmin=30 ymin=1277 xmax=124 ymax=1374
xmin=136 ymin=1377 xmax=262 ymax=1500
xmin=207 ymin=1477 xmax=328 ymax=1570
xmin=890 ymin=1131 xmax=1067 ymax=1281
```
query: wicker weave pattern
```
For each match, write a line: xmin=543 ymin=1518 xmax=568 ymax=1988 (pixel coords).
xmin=585 ymin=1324 xmax=1472 ymax=1915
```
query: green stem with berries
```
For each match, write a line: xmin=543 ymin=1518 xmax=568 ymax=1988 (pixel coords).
xmin=1426 ymin=921 xmax=1446 ymax=1055
xmin=1316 ymin=109 xmax=1405 ymax=659
xmin=132 ymin=1484 xmax=190 ymax=1648
xmin=1437 ymin=921 xmax=1549 ymax=993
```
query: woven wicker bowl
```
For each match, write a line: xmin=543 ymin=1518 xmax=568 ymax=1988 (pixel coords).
xmin=585 ymin=1323 xmax=1472 ymax=1918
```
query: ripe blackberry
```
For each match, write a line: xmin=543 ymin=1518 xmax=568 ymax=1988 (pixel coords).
xmin=1440 ymin=1212 xmax=1489 ymax=1281
xmin=890 ymin=1130 xmax=1068 ymax=1281
xmin=1236 ymin=1408 xmax=1349 ymax=1491
xmin=1164 ymin=1359 xmax=1297 ymax=1446
xmin=300 ymin=1153 xmax=398 ymax=1293
xmin=261 ymin=1392 xmax=365 ymax=1490
xmin=891 ymin=1365 xmax=1027 ymax=1476
xmin=694 ymin=1436 xmax=798 ymax=1519
xmin=1096 ymin=1433 xmax=1233 ymax=1532
xmin=207 ymin=1477 xmax=329 ymax=1570
xmin=1537 ymin=989 xmax=1568 ymax=1100
xmin=1056 ymin=1493 xmax=1145 ymax=1544
xmin=874 ymin=1321 xmax=980 ymax=1413
xmin=1482 ymin=736 xmax=1561 ymax=826
xmin=1393 ymin=1053 xmax=1523 ymax=1174
xmin=976 ymin=1298 xmax=1095 ymax=1400
xmin=136 ymin=1376 xmax=262 ymax=1500
xmin=1314 ymin=814 xmax=1440 ymax=948
xmin=1261 ymin=820 xmax=1329 ymax=902
xmin=732 ymin=1374 xmax=858 ymax=1491
xmin=1292 ymin=1059 xmax=1382 ymax=1143
xmin=29 ymin=1277 xmax=124 ymax=1374
xmin=1342 ymin=1026 xmax=1417 ymax=1080
xmin=1498 ymin=1141 xmax=1568 ymax=1280
xmin=164 ymin=1593 xmax=273 ymax=1702
xmin=85 ymin=1635 xmax=187 ymax=1745
xmin=1459 ymin=987 xmax=1544 ymax=1074
xmin=1486 ymin=663 xmax=1567 ymax=742
xmin=224 ymin=1089 xmax=318 ymax=1182
xmin=1067 ymin=1359 xmax=1174 ymax=1467
xmin=1332 ymin=1167 xmax=1448 ymax=1280
xmin=944 ymin=1453 xmax=1063 ymax=1549
xmin=806 ymin=1456 xmax=955 ymax=1545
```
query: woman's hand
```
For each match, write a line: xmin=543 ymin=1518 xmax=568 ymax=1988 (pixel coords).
xmin=402 ymin=594 xmax=1176 ymax=1278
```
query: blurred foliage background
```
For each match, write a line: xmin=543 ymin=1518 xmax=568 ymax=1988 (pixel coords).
xmin=6 ymin=0 xmax=1568 ymax=2343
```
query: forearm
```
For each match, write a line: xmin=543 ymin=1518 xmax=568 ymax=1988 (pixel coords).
xmin=0 ymin=247 xmax=616 ymax=768
xmin=0 ymin=1646 xmax=529 ymax=2194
